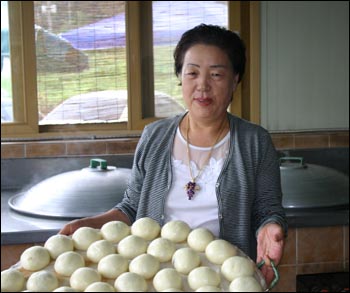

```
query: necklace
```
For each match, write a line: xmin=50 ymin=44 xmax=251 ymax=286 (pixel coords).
xmin=184 ymin=115 xmax=226 ymax=200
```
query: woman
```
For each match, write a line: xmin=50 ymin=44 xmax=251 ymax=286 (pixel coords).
xmin=60 ymin=24 xmax=287 ymax=286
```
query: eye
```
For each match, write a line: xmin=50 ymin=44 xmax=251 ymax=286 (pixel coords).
xmin=184 ymin=71 xmax=197 ymax=78
xmin=185 ymin=71 xmax=197 ymax=76
xmin=211 ymin=72 xmax=222 ymax=79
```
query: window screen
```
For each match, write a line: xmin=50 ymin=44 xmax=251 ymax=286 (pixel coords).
xmin=1 ymin=1 xmax=13 ymax=122
xmin=34 ymin=1 xmax=127 ymax=125
xmin=152 ymin=1 xmax=228 ymax=118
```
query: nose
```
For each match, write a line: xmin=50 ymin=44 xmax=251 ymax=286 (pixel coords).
xmin=197 ymin=85 xmax=209 ymax=92
xmin=196 ymin=73 xmax=210 ymax=93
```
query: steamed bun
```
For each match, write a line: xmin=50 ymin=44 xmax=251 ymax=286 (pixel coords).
xmin=161 ymin=220 xmax=190 ymax=243
xmin=72 ymin=227 xmax=102 ymax=250
xmin=44 ymin=234 xmax=74 ymax=259
xmin=187 ymin=227 xmax=214 ymax=252
xmin=221 ymin=256 xmax=255 ymax=281
xmin=54 ymin=251 xmax=85 ymax=277
xmin=26 ymin=270 xmax=59 ymax=292
xmin=131 ymin=217 xmax=161 ymax=241
xmin=147 ymin=237 xmax=176 ymax=262
xmin=1 ymin=269 xmax=25 ymax=292
xmin=20 ymin=245 xmax=51 ymax=271
xmin=205 ymin=239 xmax=237 ymax=264
xmin=101 ymin=221 xmax=130 ymax=243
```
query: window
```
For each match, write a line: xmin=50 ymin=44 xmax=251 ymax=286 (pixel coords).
xmin=2 ymin=1 xmax=244 ymax=139
xmin=152 ymin=1 xmax=228 ymax=118
xmin=34 ymin=1 xmax=127 ymax=125
xmin=1 ymin=1 xmax=13 ymax=122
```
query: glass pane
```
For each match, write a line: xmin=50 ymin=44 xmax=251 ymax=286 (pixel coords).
xmin=34 ymin=1 xmax=127 ymax=125
xmin=1 ymin=1 xmax=13 ymax=122
xmin=152 ymin=1 xmax=228 ymax=118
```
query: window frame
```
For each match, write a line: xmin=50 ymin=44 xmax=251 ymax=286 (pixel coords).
xmin=1 ymin=1 xmax=39 ymax=136
xmin=1 ymin=1 xmax=259 ymax=140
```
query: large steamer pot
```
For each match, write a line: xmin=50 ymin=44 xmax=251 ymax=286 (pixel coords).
xmin=8 ymin=158 xmax=132 ymax=219
xmin=280 ymin=157 xmax=349 ymax=210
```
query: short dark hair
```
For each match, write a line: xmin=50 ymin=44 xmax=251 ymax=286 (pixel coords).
xmin=174 ymin=24 xmax=246 ymax=83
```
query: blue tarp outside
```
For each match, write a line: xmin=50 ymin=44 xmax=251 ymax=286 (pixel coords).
xmin=60 ymin=1 xmax=227 ymax=50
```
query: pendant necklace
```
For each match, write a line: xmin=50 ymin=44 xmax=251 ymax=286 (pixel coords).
xmin=184 ymin=115 xmax=226 ymax=200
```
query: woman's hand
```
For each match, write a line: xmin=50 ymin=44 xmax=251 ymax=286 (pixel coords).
xmin=256 ymin=223 xmax=285 ymax=288
xmin=59 ymin=218 xmax=92 ymax=235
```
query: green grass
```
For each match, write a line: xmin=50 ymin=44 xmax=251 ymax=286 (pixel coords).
xmin=2 ymin=46 xmax=185 ymax=116
xmin=37 ymin=48 xmax=128 ymax=114
xmin=153 ymin=46 xmax=184 ymax=107
xmin=1 ymin=76 xmax=12 ymax=95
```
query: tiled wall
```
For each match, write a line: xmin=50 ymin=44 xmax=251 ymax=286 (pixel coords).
xmin=271 ymin=226 xmax=349 ymax=292
xmin=1 ymin=131 xmax=349 ymax=159
xmin=1 ymin=138 xmax=140 ymax=158
xmin=271 ymin=131 xmax=349 ymax=149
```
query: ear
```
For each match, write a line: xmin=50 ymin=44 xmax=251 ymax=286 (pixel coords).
xmin=229 ymin=74 xmax=240 ymax=103
xmin=232 ymin=74 xmax=240 ymax=91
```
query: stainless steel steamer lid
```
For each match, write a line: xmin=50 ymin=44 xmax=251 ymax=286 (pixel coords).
xmin=8 ymin=158 xmax=132 ymax=219
xmin=280 ymin=157 xmax=349 ymax=209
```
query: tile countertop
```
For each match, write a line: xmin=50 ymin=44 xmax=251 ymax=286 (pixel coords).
xmin=1 ymin=188 xmax=348 ymax=245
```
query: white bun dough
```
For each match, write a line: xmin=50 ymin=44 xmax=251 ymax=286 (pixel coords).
xmin=187 ymin=227 xmax=214 ymax=252
xmin=229 ymin=276 xmax=263 ymax=292
xmin=44 ymin=234 xmax=74 ymax=259
xmin=147 ymin=237 xmax=176 ymax=262
xmin=187 ymin=266 xmax=221 ymax=291
xmin=131 ymin=217 xmax=161 ymax=241
xmin=129 ymin=253 xmax=160 ymax=279
xmin=161 ymin=220 xmax=190 ymax=243
xmin=72 ymin=227 xmax=102 ymax=250
xmin=1 ymin=269 xmax=25 ymax=292
xmin=86 ymin=239 xmax=115 ymax=263
xmin=85 ymin=281 xmax=116 ymax=292
xmin=205 ymin=239 xmax=237 ymax=264
xmin=54 ymin=251 xmax=85 ymax=277
xmin=70 ymin=267 xmax=101 ymax=291
xmin=171 ymin=247 xmax=200 ymax=274
xmin=53 ymin=286 xmax=77 ymax=292
xmin=97 ymin=254 xmax=128 ymax=279
xmin=196 ymin=285 xmax=222 ymax=292
xmin=101 ymin=221 xmax=130 ymax=243
xmin=153 ymin=268 xmax=182 ymax=292
xmin=221 ymin=256 xmax=255 ymax=282
xmin=117 ymin=234 xmax=148 ymax=259
xmin=20 ymin=245 xmax=51 ymax=271
xmin=26 ymin=270 xmax=59 ymax=292
xmin=114 ymin=272 xmax=148 ymax=292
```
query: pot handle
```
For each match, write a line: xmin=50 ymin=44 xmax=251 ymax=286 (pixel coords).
xmin=279 ymin=157 xmax=305 ymax=169
xmin=90 ymin=158 xmax=108 ymax=170
xmin=257 ymin=259 xmax=279 ymax=291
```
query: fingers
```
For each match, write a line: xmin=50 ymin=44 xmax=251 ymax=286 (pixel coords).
xmin=263 ymin=254 xmax=271 ymax=266
xmin=261 ymin=265 xmax=275 ymax=288
xmin=58 ymin=219 xmax=82 ymax=235
xmin=58 ymin=223 xmax=73 ymax=235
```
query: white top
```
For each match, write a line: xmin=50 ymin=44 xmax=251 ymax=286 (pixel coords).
xmin=164 ymin=127 xmax=230 ymax=237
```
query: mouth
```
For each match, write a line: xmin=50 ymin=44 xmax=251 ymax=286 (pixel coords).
xmin=193 ymin=97 xmax=212 ymax=106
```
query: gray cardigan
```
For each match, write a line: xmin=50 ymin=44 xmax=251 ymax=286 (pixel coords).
xmin=116 ymin=112 xmax=287 ymax=259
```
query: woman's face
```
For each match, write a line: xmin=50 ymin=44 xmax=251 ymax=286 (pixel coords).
xmin=181 ymin=44 xmax=239 ymax=120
